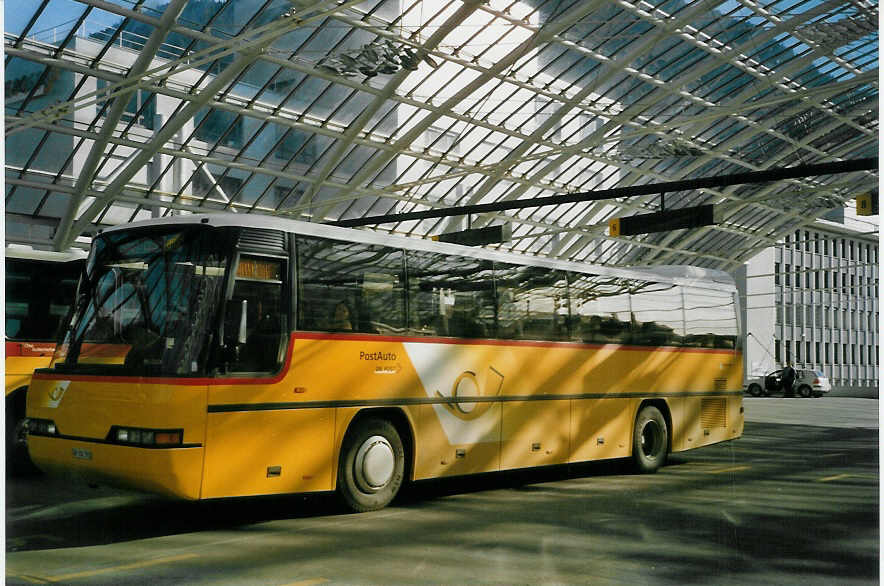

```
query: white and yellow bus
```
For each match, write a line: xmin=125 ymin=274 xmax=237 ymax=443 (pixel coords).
xmin=6 ymin=247 xmax=85 ymax=472
xmin=26 ymin=214 xmax=743 ymax=511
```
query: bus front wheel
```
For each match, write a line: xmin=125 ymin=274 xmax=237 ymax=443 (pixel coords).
xmin=337 ymin=417 xmax=404 ymax=512
xmin=632 ymin=405 xmax=668 ymax=474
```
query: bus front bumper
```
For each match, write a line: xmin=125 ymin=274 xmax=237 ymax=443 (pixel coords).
xmin=28 ymin=435 xmax=204 ymax=500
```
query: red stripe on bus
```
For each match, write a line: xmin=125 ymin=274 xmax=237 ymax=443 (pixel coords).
xmin=30 ymin=331 xmax=739 ymax=385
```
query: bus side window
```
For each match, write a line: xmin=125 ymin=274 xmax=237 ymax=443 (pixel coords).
xmin=494 ymin=264 xmax=569 ymax=341
xmin=568 ymin=273 xmax=634 ymax=344
xmin=406 ymin=251 xmax=493 ymax=338
xmin=297 ymin=237 xmax=404 ymax=335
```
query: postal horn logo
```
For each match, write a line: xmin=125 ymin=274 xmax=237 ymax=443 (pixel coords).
xmin=434 ymin=366 xmax=504 ymax=421
xmin=47 ymin=381 xmax=71 ymax=408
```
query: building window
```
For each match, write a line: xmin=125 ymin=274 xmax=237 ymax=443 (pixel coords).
xmin=824 ymin=238 xmax=829 ymax=255
xmin=825 ymin=342 xmax=830 ymax=363
xmin=775 ymin=340 xmax=781 ymax=363
xmin=824 ymin=271 xmax=829 ymax=289
xmin=843 ymin=309 xmax=848 ymax=329
xmin=805 ymin=231 xmax=811 ymax=252
xmin=807 ymin=341 xmax=812 ymax=363
xmin=833 ymin=309 xmax=839 ymax=329
xmin=832 ymin=272 xmax=838 ymax=290
xmin=834 ymin=344 xmax=839 ymax=364
xmin=785 ymin=264 xmax=791 ymax=287
xmin=796 ymin=342 xmax=802 ymax=363
xmin=814 ymin=235 xmax=820 ymax=254
xmin=796 ymin=306 xmax=803 ymax=326
xmin=844 ymin=343 xmax=849 ymax=364
xmin=785 ymin=341 xmax=792 ymax=363
xmin=814 ymin=271 xmax=820 ymax=289
xmin=785 ymin=303 xmax=793 ymax=325
xmin=776 ymin=305 xmax=783 ymax=325
xmin=775 ymin=262 xmax=781 ymax=285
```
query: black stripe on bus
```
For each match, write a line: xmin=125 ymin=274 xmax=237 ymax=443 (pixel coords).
xmin=207 ymin=390 xmax=743 ymax=413
xmin=29 ymin=432 xmax=202 ymax=449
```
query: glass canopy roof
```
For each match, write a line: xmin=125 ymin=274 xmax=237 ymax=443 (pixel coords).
xmin=4 ymin=0 xmax=879 ymax=271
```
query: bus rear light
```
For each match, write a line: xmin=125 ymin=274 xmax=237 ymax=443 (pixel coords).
xmin=27 ymin=418 xmax=57 ymax=436
xmin=110 ymin=426 xmax=183 ymax=447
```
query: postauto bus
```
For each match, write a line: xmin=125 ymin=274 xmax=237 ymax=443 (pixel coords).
xmin=6 ymin=247 xmax=85 ymax=472
xmin=26 ymin=214 xmax=743 ymax=511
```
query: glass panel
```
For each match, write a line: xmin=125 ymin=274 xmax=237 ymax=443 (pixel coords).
xmin=629 ymin=282 xmax=685 ymax=346
xmin=683 ymin=286 xmax=739 ymax=349
xmin=5 ymin=258 xmax=82 ymax=341
xmin=568 ymin=273 xmax=635 ymax=344
xmin=57 ymin=227 xmax=229 ymax=376
xmin=297 ymin=237 xmax=404 ymax=335
xmin=224 ymin=256 xmax=286 ymax=374
xmin=493 ymin=263 xmax=569 ymax=341
xmin=406 ymin=250 xmax=494 ymax=338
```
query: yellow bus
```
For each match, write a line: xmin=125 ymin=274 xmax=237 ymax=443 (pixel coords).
xmin=26 ymin=214 xmax=743 ymax=511
xmin=6 ymin=247 xmax=85 ymax=473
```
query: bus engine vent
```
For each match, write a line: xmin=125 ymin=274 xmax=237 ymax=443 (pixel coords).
xmin=700 ymin=398 xmax=727 ymax=429
xmin=713 ymin=378 xmax=728 ymax=391
xmin=238 ymin=228 xmax=287 ymax=254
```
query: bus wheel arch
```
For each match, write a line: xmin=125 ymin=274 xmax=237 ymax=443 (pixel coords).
xmin=6 ymin=386 xmax=35 ymax=475
xmin=336 ymin=408 xmax=413 ymax=512
xmin=631 ymin=400 xmax=670 ymax=474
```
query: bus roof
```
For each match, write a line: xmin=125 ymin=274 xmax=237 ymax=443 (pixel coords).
xmin=4 ymin=246 xmax=88 ymax=263
xmin=98 ymin=214 xmax=737 ymax=292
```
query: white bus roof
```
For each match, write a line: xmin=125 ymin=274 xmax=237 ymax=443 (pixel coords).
xmin=4 ymin=246 xmax=88 ymax=263
xmin=99 ymin=214 xmax=737 ymax=292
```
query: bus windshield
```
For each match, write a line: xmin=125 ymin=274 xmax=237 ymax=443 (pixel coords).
xmin=54 ymin=227 xmax=229 ymax=376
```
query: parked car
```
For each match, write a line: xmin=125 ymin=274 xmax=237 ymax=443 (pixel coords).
xmin=744 ymin=369 xmax=831 ymax=398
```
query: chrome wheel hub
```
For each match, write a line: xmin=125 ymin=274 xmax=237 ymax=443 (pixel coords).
xmin=354 ymin=435 xmax=395 ymax=493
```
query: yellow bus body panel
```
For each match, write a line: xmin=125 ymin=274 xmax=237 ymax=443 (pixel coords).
xmin=6 ymin=356 xmax=54 ymax=395
xmin=26 ymin=376 xmax=208 ymax=499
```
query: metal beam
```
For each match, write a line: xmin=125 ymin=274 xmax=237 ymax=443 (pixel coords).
xmin=332 ymin=158 xmax=878 ymax=227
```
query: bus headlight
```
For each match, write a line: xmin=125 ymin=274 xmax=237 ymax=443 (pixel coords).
xmin=109 ymin=426 xmax=182 ymax=447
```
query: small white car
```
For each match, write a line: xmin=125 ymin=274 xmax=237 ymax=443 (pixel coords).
xmin=744 ymin=369 xmax=832 ymax=398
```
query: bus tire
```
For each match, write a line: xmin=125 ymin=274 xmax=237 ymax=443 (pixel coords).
xmin=797 ymin=385 xmax=812 ymax=398
xmin=337 ymin=417 xmax=404 ymax=512
xmin=632 ymin=405 xmax=668 ymax=474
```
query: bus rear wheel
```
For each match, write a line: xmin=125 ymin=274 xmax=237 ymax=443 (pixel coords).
xmin=632 ymin=405 xmax=668 ymax=474
xmin=337 ymin=417 xmax=404 ymax=512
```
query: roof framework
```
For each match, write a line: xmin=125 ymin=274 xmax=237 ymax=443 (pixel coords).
xmin=4 ymin=0 xmax=878 ymax=270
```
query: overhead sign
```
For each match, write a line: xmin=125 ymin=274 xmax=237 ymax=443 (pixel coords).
xmin=609 ymin=205 xmax=716 ymax=237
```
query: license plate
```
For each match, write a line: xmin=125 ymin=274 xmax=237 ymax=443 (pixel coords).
xmin=72 ymin=447 xmax=92 ymax=460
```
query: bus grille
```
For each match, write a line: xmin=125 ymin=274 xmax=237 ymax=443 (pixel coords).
xmin=239 ymin=228 xmax=287 ymax=254
xmin=701 ymin=398 xmax=727 ymax=429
